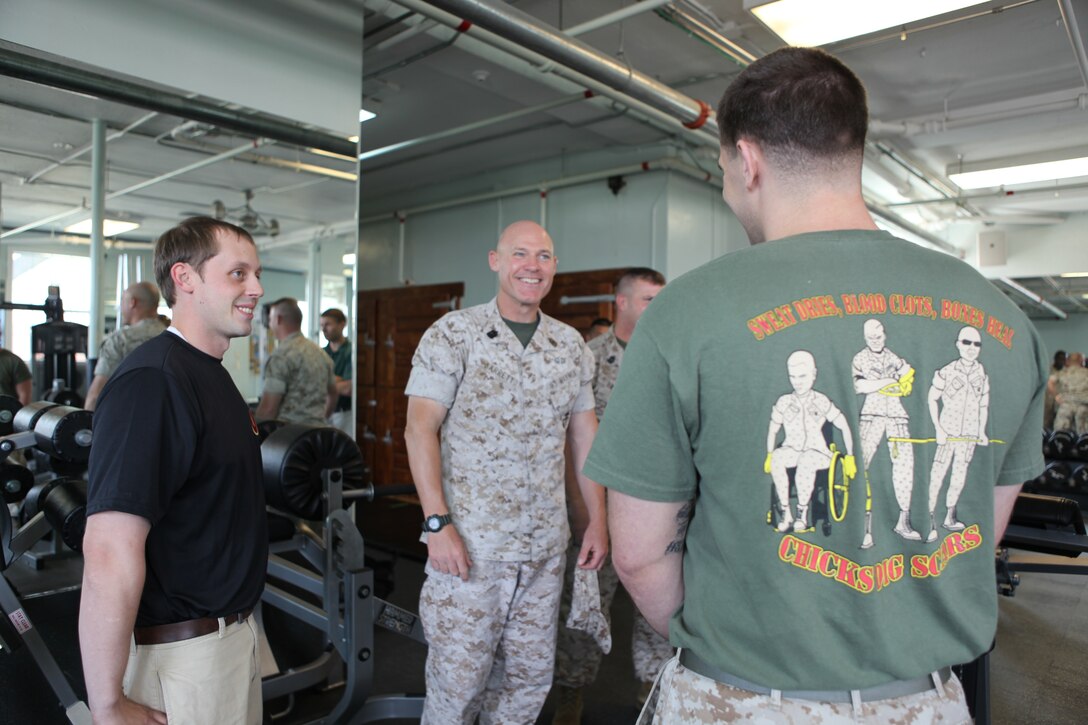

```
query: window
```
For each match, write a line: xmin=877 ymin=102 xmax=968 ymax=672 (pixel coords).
xmin=8 ymin=251 xmax=91 ymax=362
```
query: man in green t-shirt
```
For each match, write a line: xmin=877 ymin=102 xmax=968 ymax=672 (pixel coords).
xmin=585 ymin=47 xmax=1046 ymax=724
xmin=320 ymin=307 xmax=353 ymax=431
xmin=0 ymin=345 xmax=31 ymax=405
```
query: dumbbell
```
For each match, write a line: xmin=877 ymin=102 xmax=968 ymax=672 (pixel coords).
xmin=13 ymin=402 xmax=93 ymax=463
xmin=0 ymin=463 xmax=33 ymax=505
xmin=0 ymin=395 xmax=20 ymax=436
xmin=1049 ymin=430 xmax=1076 ymax=460
xmin=24 ymin=478 xmax=86 ymax=551
xmin=1074 ymin=433 xmax=1088 ymax=462
xmin=1071 ymin=464 xmax=1088 ymax=492
xmin=1040 ymin=460 xmax=1072 ymax=489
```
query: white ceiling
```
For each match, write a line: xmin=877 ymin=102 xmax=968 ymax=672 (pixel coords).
xmin=0 ymin=0 xmax=1085 ymax=297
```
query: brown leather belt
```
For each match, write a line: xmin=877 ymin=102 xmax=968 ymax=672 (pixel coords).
xmin=134 ymin=610 xmax=252 ymax=646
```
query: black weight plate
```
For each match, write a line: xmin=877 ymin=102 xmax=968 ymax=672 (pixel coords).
xmin=1050 ymin=430 xmax=1076 ymax=460
xmin=0 ymin=463 xmax=33 ymax=504
xmin=13 ymin=401 xmax=59 ymax=434
xmin=0 ymin=395 xmax=21 ymax=436
xmin=262 ymin=423 xmax=366 ymax=519
xmin=33 ymin=406 xmax=93 ymax=462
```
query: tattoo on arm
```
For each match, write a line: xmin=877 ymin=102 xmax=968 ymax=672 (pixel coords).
xmin=664 ymin=500 xmax=694 ymax=555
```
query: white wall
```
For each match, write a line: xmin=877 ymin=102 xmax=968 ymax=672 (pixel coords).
xmin=358 ymin=169 xmax=744 ymax=304
xmin=945 ymin=214 xmax=1088 ymax=278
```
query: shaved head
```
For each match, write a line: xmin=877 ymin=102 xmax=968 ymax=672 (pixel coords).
xmin=496 ymin=220 xmax=554 ymax=253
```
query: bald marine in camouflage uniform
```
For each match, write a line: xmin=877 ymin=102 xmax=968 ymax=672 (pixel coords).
xmin=255 ymin=297 xmax=336 ymax=427
xmin=405 ymin=220 xmax=608 ymax=725
xmin=553 ymin=268 xmax=672 ymax=724
xmin=85 ymin=281 xmax=167 ymax=410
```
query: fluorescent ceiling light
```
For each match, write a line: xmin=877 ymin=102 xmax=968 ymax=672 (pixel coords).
xmin=746 ymin=0 xmax=988 ymax=46
xmin=359 ymin=108 xmax=376 ymax=124
xmin=64 ymin=217 xmax=140 ymax=236
xmin=948 ymin=155 xmax=1088 ymax=190
xmin=1060 ymin=272 xmax=1088 ymax=278
xmin=342 ymin=253 xmax=357 ymax=265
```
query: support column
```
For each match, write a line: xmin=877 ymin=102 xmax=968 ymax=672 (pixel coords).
xmin=307 ymin=240 xmax=322 ymax=339
xmin=89 ymin=119 xmax=106 ymax=360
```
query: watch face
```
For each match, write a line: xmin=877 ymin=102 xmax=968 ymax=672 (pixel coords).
xmin=426 ymin=517 xmax=439 ymax=532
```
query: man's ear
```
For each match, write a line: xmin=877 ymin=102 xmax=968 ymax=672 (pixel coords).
xmin=171 ymin=262 xmax=195 ymax=296
xmin=488 ymin=249 xmax=499 ymax=272
xmin=736 ymin=138 xmax=763 ymax=191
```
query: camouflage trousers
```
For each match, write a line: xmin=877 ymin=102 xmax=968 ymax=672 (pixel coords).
xmin=419 ymin=553 xmax=565 ymax=725
xmin=1054 ymin=402 xmax=1088 ymax=436
xmin=637 ymin=655 xmax=971 ymax=724
xmin=554 ymin=543 xmax=675 ymax=687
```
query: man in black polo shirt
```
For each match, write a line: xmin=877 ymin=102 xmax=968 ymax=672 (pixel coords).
xmin=80 ymin=216 xmax=267 ymax=724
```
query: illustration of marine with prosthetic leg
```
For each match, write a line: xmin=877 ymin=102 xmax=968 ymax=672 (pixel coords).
xmin=926 ymin=326 xmax=990 ymax=542
xmin=852 ymin=319 xmax=919 ymax=547
xmin=765 ymin=350 xmax=857 ymax=533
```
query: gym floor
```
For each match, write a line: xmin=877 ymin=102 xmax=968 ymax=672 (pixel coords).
xmin=3 ymin=541 xmax=1087 ymax=725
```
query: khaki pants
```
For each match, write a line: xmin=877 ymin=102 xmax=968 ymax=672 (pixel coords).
xmin=419 ymin=553 xmax=564 ymax=725
xmin=639 ymin=655 xmax=971 ymax=724
xmin=123 ymin=616 xmax=262 ymax=725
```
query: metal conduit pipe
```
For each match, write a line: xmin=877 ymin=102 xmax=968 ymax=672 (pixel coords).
xmin=1 ymin=140 xmax=268 ymax=239
xmin=566 ymin=0 xmax=675 ymax=36
xmin=358 ymin=91 xmax=592 ymax=162
xmin=865 ymin=202 xmax=956 ymax=254
xmin=999 ymin=277 xmax=1068 ymax=320
xmin=419 ymin=0 xmax=716 ymax=133
xmin=656 ymin=5 xmax=757 ymax=67
xmin=358 ymin=156 xmax=718 ymax=224
xmin=885 ymin=178 xmax=1088 ymax=206
xmin=364 ymin=0 xmax=718 ymax=148
xmin=0 ymin=40 xmax=354 ymax=157
xmin=26 ymin=110 xmax=160 ymax=185
xmin=1059 ymin=0 xmax=1088 ymax=90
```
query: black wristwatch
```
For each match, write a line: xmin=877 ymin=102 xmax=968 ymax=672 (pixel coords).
xmin=422 ymin=513 xmax=454 ymax=533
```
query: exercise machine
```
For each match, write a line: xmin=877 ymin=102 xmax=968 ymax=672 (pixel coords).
xmin=260 ymin=422 xmax=427 ymax=724
xmin=0 ymin=403 xmax=94 ymax=724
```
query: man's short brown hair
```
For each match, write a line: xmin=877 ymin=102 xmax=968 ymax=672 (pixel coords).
xmin=320 ymin=308 xmax=347 ymax=324
xmin=617 ymin=267 xmax=666 ymax=295
xmin=716 ymin=47 xmax=868 ymax=171
xmin=269 ymin=297 xmax=303 ymax=328
xmin=154 ymin=217 xmax=254 ymax=307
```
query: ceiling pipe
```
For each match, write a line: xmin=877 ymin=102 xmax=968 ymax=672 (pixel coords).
xmin=417 ymin=0 xmax=717 ymax=133
xmin=1042 ymin=275 xmax=1088 ymax=312
xmin=366 ymin=0 xmax=719 ymax=148
xmin=886 ymin=179 xmax=1088 ymax=207
xmin=26 ymin=109 xmax=161 ymax=184
xmin=865 ymin=202 xmax=957 ymax=254
xmin=999 ymin=277 xmax=1068 ymax=319
xmin=1 ymin=139 xmax=268 ymax=239
xmin=869 ymin=91 xmax=1088 ymax=138
xmin=358 ymin=91 xmax=593 ymax=161
xmin=656 ymin=5 xmax=757 ymax=67
xmin=356 ymin=156 xmax=717 ymax=225
xmin=1059 ymin=0 xmax=1088 ymax=90
xmin=0 ymin=40 xmax=354 ymax=157
xmin=565 ymin=0 xmax=675 ymax=36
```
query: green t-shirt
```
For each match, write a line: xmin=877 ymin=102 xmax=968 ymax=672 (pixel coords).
xmin=0 ymin=348 xmax=31 ymax=398
xmin=584 ymin=230 xmax=1047 ymax=690
xmin=502 ymin=316 xmax=540 ymax=349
